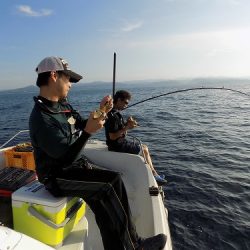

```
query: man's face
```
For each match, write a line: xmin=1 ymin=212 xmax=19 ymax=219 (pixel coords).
xmin=56 ymin=73 xmax=71 ymax=99
xmin=117 ymin=98 xmax=129 ymax=110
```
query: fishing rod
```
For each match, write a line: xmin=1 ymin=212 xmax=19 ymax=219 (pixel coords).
xmin=112 ymin=52 xmax=116 ymax=98
xmin=124 ymin=87 xmax=250 ymax=110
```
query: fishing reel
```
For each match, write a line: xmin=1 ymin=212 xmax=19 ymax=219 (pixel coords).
xmin=127 ymin=116 xmax=139 ymax=127
xmin=93 ymin=102 xmax=113 ymax=119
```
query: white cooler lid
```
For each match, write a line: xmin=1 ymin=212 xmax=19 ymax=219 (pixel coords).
xmin=12 ymin=181 xmax=70 ymax=207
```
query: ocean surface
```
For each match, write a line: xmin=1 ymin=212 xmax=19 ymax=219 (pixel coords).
xmin=0 ymin=82 xmax=249 ymax=250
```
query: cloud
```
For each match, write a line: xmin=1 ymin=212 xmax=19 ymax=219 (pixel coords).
xmin=106 ymin=27 xmax=250 ymax=59
xmin=205 ymin=48 xmax=233 ymax=57
xmin=17 ymin=5 xmax=53 ymax=17
xmin=228 ymin=0 xmax=241 ymax=5
xmin=121 ymin=20 xmax=143 ymax=32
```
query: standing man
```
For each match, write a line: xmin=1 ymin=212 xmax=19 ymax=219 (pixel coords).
xmin=29 ymin=56 xmax=167 ymax=250
xmin=105 ymin=90 xmax=167 ymax=185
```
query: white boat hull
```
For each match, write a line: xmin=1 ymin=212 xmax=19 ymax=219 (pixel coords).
xmin=0 ymin=140 xmax=172 ymax=250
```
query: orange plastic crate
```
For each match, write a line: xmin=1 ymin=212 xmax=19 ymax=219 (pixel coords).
xmin=4 ymin=149 xmax=36 ymax=170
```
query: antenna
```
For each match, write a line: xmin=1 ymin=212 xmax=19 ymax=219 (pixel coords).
xmin=112 ymin=52 xmax=116 ymax=98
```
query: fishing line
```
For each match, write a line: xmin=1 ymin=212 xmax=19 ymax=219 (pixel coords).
xmin=123 ymin=87 xmax=250 ymax=110
xmin=120 ymin=86 xmax=249 ymax=166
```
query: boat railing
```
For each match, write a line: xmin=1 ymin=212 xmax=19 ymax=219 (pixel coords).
xmin=0 ymin=130 xmax=29 ymax=149
xmin=0 ymin=131 xmax=148 ymax=165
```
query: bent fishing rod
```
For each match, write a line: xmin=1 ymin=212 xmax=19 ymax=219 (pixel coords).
xmin=123 ymin=87 xmax=250 ymax=110
xmin=110 ymin=53 xmax=249 ymax=109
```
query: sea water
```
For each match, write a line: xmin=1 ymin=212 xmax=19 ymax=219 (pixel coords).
xmin=0 ymin=82 xmax=249 ymax=250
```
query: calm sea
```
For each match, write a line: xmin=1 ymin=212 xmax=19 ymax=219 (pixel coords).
xmin=0 ymin=82 xmax=249 ymax=250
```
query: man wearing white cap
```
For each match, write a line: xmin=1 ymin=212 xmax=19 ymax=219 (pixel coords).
xmin=29 ymin=56 xmax=167 ymax=250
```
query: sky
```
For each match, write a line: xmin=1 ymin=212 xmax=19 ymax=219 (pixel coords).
xmin=0 ymin=0 xmax=250 ymax=90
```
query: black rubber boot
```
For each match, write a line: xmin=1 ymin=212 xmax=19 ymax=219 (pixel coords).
xmin=136 ymin=233 xmax=167 ymax=250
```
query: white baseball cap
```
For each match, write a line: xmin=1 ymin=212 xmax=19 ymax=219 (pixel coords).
xmin=36 ymin=56 xmax=83 ymax=83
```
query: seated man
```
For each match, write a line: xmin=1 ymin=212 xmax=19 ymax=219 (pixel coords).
xmin=29 ymin=56 xmax=167 ymax=250
xmin=105 ymin=90 xmax=167 ymax=184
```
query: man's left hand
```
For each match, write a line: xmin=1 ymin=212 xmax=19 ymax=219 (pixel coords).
xmin=100 ymin=95 xmax=113 ymax=113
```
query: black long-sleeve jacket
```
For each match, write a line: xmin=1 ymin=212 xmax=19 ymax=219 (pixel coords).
xmin=29 ymin=96 xmax=90 ymax=182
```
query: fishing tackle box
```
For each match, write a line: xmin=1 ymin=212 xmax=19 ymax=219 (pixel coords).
xmin=0 ymin=167 xmax=36 ymax=197
xmin=12 ymin=180 xmax=86 ymax=247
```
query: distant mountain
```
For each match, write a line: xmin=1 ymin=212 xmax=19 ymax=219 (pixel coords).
xmin=72 ymin=77 xmax=250 ymax=91
xmin=180 ymin=77 xmax=250 ymax=87
xmin=0 ymin=85 xmax=38 ymax=94
xmin=1 ymin=77 xmax=250 ymax=93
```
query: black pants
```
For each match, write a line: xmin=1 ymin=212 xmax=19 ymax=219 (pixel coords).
xmin=45 ymin=168 xmax=139 ymax=250
xmin=108 ymin=138 xmax=140 ymax=154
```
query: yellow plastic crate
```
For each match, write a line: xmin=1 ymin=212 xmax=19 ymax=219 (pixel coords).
xmin=4 ymin=149 xmax=36 ymax=170
xmin=12 ymin=181 xmax=86 ymax=247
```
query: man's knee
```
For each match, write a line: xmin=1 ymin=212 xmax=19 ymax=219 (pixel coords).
xmin=142 ymin=144 xmax=149 ymax=153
